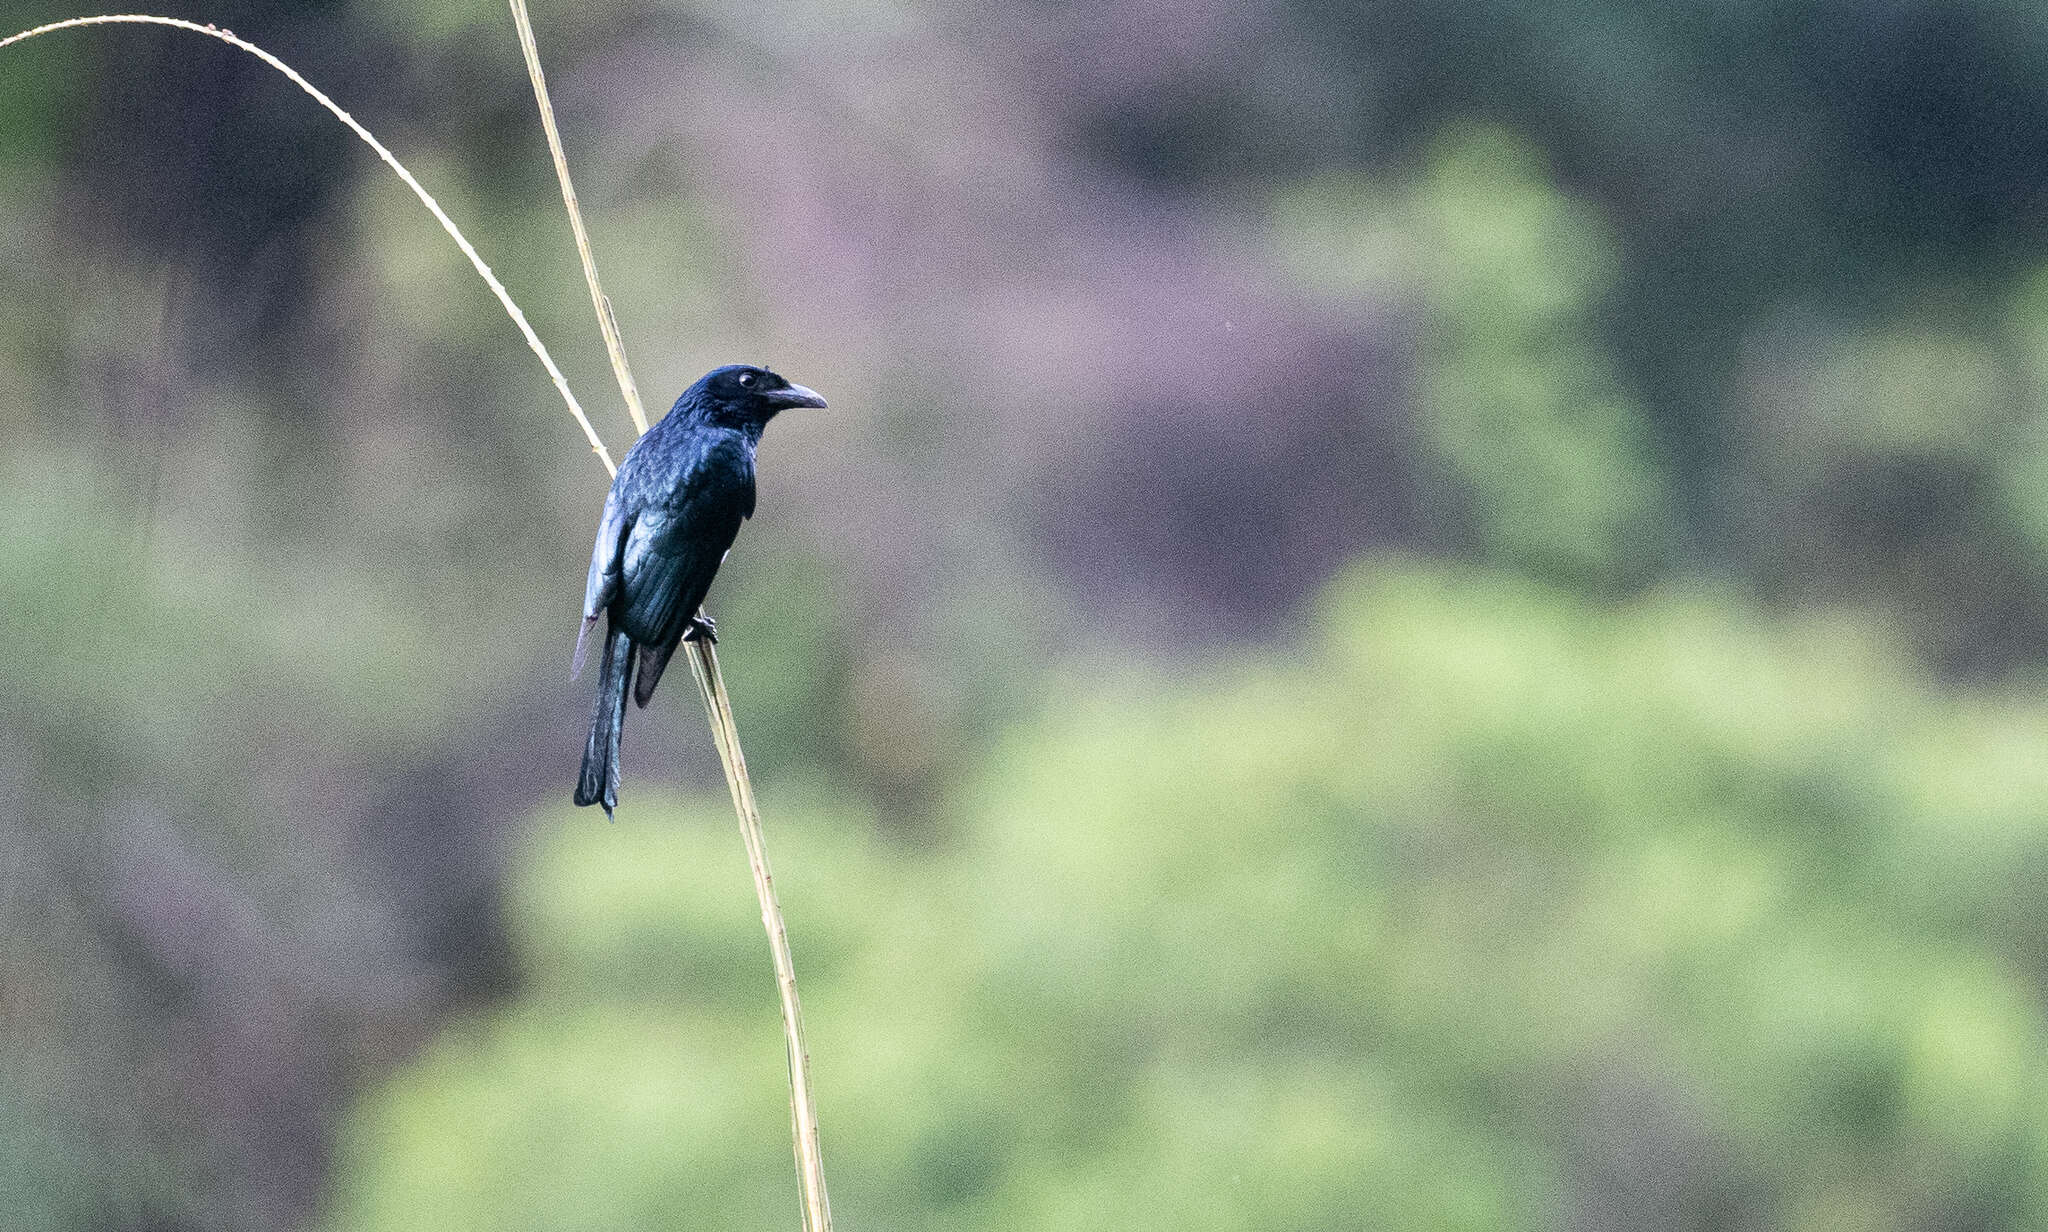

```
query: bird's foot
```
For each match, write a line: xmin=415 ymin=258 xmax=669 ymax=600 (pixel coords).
xmin=683 ymin=613 xmax=719 ymax=645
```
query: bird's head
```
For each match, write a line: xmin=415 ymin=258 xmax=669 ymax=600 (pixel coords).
xmin=680 ymin=364 xmax=828 ymax=431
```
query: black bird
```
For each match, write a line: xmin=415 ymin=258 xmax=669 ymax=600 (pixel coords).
xmin=573 ymin=364 xmax=826 ymax=816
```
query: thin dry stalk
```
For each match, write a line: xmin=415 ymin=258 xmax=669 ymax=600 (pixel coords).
xmin=507 ymin=9 xmax=833 ymax=1229
xmin=505 ymin=0 xmax=648 ymax=435
xmin=0 ymin=13 xmax=620 ymax=478
xmin=685 ymin=637 xmax=833 ymax=1232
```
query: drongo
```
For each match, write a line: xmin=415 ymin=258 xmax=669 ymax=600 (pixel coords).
xmin=573 ymin=364 xmax=827 ymax=816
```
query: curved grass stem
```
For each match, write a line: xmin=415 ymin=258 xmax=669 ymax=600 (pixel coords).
xmin=0 ymin=13 xmax=619 ymax=478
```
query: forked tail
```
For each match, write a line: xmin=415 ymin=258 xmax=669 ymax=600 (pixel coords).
xmin=573 ymin=626 xmax=635 ymax=817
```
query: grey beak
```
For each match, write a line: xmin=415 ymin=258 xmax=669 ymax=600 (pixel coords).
xmin=771 ymin=382 xmax=828 ymax=410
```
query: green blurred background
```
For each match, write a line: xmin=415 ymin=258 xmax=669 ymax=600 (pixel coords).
xmin=5 ymin=0 xmax=2048 ymax=1228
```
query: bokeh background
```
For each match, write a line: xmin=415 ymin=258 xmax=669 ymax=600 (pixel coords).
xmin=6 ymin=0 xmax=2048 ymax=1228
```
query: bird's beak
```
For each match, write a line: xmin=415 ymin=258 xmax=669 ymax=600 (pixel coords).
xmin=769 ymin=382 xmax=828 ymax=410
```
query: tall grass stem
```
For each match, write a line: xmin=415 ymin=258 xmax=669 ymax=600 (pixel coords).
xmin=505 ymin=0 xmax=648 ymax=436
xmin=685 ymin=637 xmax=834 ymax=1232
xmin=505 ymin=8 xmax=832 ymax=1228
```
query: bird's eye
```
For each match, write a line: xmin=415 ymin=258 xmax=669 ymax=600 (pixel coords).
xmin=737 ymin=372 xmax=755 ymax=387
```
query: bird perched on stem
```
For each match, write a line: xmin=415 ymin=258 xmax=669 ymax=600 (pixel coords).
xmin=573 ymin=364 xmax=827 ymax=816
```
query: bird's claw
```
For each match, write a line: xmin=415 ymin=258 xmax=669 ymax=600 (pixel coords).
xmin=683 ymin=613 xmax=718 ymax=644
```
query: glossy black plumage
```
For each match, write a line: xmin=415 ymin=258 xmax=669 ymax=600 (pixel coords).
xmin=573 ymin=364 xmax=825 ymax=816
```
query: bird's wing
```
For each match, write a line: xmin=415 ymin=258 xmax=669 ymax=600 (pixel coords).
xmin=634 ymin=640 xmax=676 ymax=707
xmin=614 ymin=439 xmax=751 ymax=647
xmin=573 ymin=488 xmax=633 ymax=676
xmin=582 ymin=487 xmax=632 ymax=621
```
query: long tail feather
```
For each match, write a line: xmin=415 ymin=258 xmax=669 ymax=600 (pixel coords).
xmin=573 ymin=626 xmax=635 ymax=817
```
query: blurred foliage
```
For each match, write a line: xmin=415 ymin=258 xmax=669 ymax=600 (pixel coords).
xmin=321 ymin=563 xmax=2048 ymax=1231
xmin=1275 ymin=126 xmax=1671 ymax=586
xmin=8 ymin=0 xmax=2048 ymax=1228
